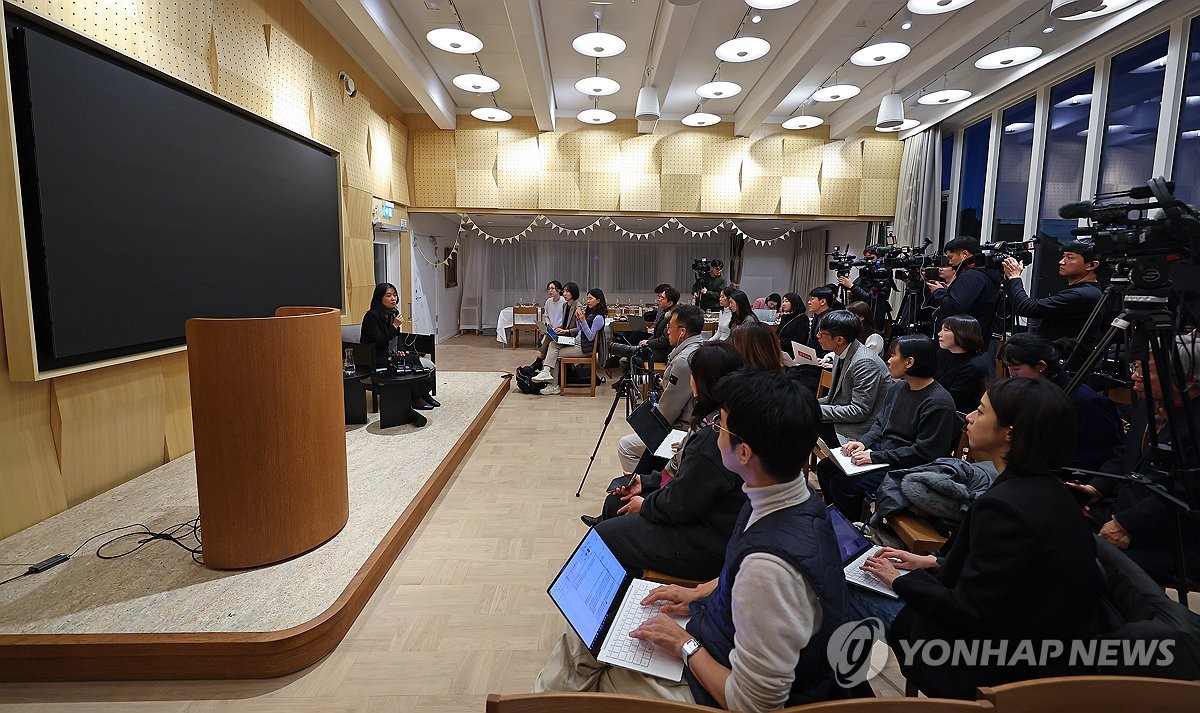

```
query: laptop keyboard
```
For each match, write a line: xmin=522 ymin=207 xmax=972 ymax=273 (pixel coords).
xmin=606 ymin=579 xmax=666 ymax=666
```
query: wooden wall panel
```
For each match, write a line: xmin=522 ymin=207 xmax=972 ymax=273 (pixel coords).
xmin=619 ymin=134 xmax=661 ymax=213
xmin=367 ymin=109 xmax=393 ymax=198
xmin=388 ymin=119 xmax=411 ymax=205
xmin=160 ymin=351 xmax=194 ymax=461
xmin=412 ymin=129 xmax=456 ymax=207
xmin=265 ymin=24 xmax=313 ymax=138
xmin=212 ymin=0 xmax=271 ymax=117
xmin=497 ymin=136 xmax=539 ymax=209
xmin=51 ymin=362 xmax=167 ymax=506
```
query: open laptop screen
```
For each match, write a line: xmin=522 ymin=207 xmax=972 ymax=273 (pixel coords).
xmin=826 ymin=505 xmax=872 ymax=566
xmin=548 ymin=529 xmax=628 ymax=649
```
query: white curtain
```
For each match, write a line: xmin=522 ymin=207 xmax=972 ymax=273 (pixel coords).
xmin=458 ymin=232 xmax=485 ymax=330
xmin=891 ymin=126 xmax=942 ymax=315
xmin=789 ymin=229 xmax=828 ymax=298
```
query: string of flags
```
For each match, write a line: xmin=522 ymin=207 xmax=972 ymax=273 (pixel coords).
xmin=458 ymin=214 xmax=799 ymax=246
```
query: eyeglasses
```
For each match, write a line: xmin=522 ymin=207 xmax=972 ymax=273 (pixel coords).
xmin=708 ymin=413 xmax=742 ymax=441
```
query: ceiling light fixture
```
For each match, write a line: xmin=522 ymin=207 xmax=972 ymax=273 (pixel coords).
xmin=975 ymin=45 xmax=1043 ymax=69
xmin=876 ymin=118 xmax=920 ymax=132
xmin=1004 ymin=122 xmax=1034 ymax=134
xmin=471 ymin=107 xmax=511 ymax=122
xmin=745 ymin=0 xmax=802 ymax=8
xmin=1058 ymin=0 xmax=1142 ymax=21
xmin=715 ymin=36 xmax=771 ymax=62
xmin=697 ymin=81 xmax=742 ymax=99
xmin=901 ymin=10 xmax=913 ymax=30
xmin=782 ymin=115 xmax=824 ymax=130
xmin=578 ymin=107 xmax=616 ymax=124
xmin=1050 ymin=0 xmax=1104 ymax=19
xmin=851 ymin=41 xmax=911 ymax=67
xmin=573 ymin=10 xmax=626 ymax=57
xmin=751 ymin=12 xmax=762 ymax=23
xmin=908 ymin=0 xmax=975 ymax=14
xmin=812 ymin=84 xmax=861 ymax=102
xmin=876 ymin=93 xmax=905 ymax=129
xmin=682 ymin=112 xmax=721 ymax=127
xmin=426 ymin=27 xmax=483 ymax=54
xmin=918 ymin=88 xmax=972 ymax=105
xmin=575 ymin=76 xmax=620 ymax=96
xmin=453 ymin=73 xmax=500 ymax=93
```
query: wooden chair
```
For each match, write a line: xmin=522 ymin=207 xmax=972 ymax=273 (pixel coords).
xmin=560 ymin=351 xmax=598 ymax=397
xmin=511 ymin=305 xmax=541 ymax=349
xmin=486 ymin=692 xmax=710 ymax=712
xmin=977 ymin=675 xmax=1200 ymax=713
xmin=885 ymin=514 xmax=948 ymax=555
xmin=804 ymin=368 xmax=838 ymax=482
xmin=642 ymin=569 xmax=705 ymax=588
xmin=781 ymin=699 xmax=993 ymax=712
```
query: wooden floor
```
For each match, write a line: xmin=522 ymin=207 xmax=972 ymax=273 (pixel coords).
xmin=0 ymin=334 xmax=1025 ymax=708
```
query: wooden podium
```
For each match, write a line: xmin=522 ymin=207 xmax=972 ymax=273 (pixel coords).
xmin=185 ymin=306 xmax=349 ymax=569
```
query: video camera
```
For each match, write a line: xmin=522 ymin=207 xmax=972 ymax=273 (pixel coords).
xmin=976 ymin=238 xmax=1038 ymax=270
xmin=691 ymin=258 xmax=711 ymax=274
xmin=1058 ymin=177 xmax=1199 ymax=289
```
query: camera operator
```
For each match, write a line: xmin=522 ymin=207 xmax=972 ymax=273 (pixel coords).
xmin=618 ymin=305 xmax=706 ymax=475
xmin=639 ymin=285 xmax=679 ymax=366
xmin=836 ymin=246 xmax=893 ymax=329
xmin=1001 ymin=239 xmax=1102 ymax=343
xmin=695 ymin=259 xmax=726 ymax=312
xmin=926 ymin=237 xmax=1003 ymax=346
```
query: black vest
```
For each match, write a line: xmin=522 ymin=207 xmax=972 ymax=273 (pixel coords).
xmin=684 ymin=492 xmax=850 ymax=707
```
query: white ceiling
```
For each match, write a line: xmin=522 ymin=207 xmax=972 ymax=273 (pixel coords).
xmin=302 ymin=0 xmax=1171 ymax=139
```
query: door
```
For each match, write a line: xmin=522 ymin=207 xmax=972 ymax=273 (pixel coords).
xmin=410 ymin=234 xmax=438 ymax=336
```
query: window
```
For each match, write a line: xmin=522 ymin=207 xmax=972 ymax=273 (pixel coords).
xmin=1173 ymin=15 xmax=1200 ymax=207
xmin=1038 ymin=69 xmax=1095 ymax=241
xmin=956 ymin=118 xmax=991 ymax=239
xmin=993 ymin=96 xmax=1036 ymax=242
xmin=1097 ymin=31 xmax=1170 ymax=196
xmin=940 ymin=133 xmax=954 ymax=243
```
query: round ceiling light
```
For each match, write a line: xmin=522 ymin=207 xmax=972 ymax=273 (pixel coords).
xmin=426 ymin=27 xmax=483 ymax=54
xmin=1050 ymin=0 xmax=1103 ymax=18
xmin=850 ymin=41 xmax=911 ymax=67
xmin=697 ymin=81 xmax=743 ymax=99
xmin=575 ymin=76 xmax=620 ymax=96
xmin=572 ymin=32 xmax=626 ymax=58
xmin=1058 ymin=0 xmax=1142 ymax=21
xmin=682 ymin=112 xmax=721 ymax=127
xmin=811 ymin=84 xmax=861 ymax=102
xmin=746 ymin=0 xmax=803 ymax=8
xmin=715 ymin=37 xmax=771 ymax=63
xmin=453 ymin=73 xmax=500 ymax=93
xmin=577 ymin=108 xmax=616 ymax=124
xmin=875 ymin=118 xmax=920 ymax=132
xmin=907 ymin=0 xmax=976 ymax=14
xmin=975 ymin=46 xmax=1043 ymax=70
xmin=471 ymin=107 xmax=511 ymax=122
xmin=917 ymin=88 xmax=972 ymax=105
xmin=782 ymin=115 xmax=824 ymax=130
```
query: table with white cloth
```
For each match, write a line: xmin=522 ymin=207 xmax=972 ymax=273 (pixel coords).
xmin=495 ymin=306 xmax=544 ymax=345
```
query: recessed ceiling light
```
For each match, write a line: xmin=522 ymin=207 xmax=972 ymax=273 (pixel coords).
xmin=682 ymin=112 xmax=721 ymax=127
xmin=908 ymin=0 xmax=976 ymax=14
xmin=471 ymin=107 xmax=511 ymax=122
xmin=751 ymin=13 xmax=762 ymax=23
xmin=697 ymin=81 xmax=742 ymax=99
xmin=577 ymin=108 xmax=616 ymax=124
xmin=715 ymin=37 xmax=771 ymax=63
xmin=575 ymin=76 xmax=620 ymax=96
xmin=1059 ymin=0 xmax=1141 ymax=21
xmin=746 ymin=0 xmax=803 ymax=8
xmin=812 ymin=84 xmax=861 ymax=102
xmin=453 ymin=73 xmax=500 ymax=93
xmin=426 ymin=27 xmax=483 ymax=54
xmin=918 ymin=89 xmax=972 ymax=105
xmin=572 ymin=32 xmax=626 ymax=58
xmin=975 ymin=46 xmax=1043 ymax=70
xmin=875 ymin=118 xmax=920 ymax=132
xmin=782 ymin=115 xmax=824 ymax=130
xmin=851 ymin=42 xmax=911 ymax=67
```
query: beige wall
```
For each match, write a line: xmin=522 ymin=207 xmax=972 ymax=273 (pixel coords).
xmin=0 ymin=0 xmax=413 ymax=538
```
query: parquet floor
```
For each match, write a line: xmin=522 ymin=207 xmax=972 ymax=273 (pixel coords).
xmin=0 ymin=335 xmax=953 ymax=709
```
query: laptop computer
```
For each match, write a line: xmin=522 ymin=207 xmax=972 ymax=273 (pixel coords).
xmin=825 ymin=504 xmax=907 ymax=599
xmin=622 ymin=315 xmax=647 ymax=331
xmin=547 ymin=528 xmax=689 ymax=680
xmin=545 ymin=326 xmax=577 ymax=346
xmin=753 ymin=308 xmax=778 ymax=323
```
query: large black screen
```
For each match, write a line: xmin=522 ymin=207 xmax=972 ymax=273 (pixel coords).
xmin=7 ymin=11 xmax=341 ymax=371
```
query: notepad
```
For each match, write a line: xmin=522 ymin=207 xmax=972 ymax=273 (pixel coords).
xmin=652 ymin=429 xmax=688 ymax=459
xmin=790 ymin=342 xmax=820 ymax=365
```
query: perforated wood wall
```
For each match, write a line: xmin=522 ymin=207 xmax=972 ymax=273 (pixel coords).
xmin=0 ymin=0 xmax=413 ymax=539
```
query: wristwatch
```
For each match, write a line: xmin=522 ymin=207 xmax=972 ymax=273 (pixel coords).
xmin=680 ymin=637 xmax=702 ymax=665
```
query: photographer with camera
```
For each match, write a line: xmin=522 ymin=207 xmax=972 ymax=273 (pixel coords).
xmin=693 ymin=259 xmax=726 ymax=312
xmin=836 ymin=246 xmax=894 ymax=329
xmin=1001 ymin=239 xmax=1102 ymax=344
xmin=617 ymin=305 xmax=707 ymax=474
xmin=926 ymin=237 xmax=1003 ymax=347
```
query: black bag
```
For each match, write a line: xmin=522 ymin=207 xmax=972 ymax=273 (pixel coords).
xmin=515 ymin=370 xmax=546 ymax=394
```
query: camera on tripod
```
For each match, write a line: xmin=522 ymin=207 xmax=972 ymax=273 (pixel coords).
xmin=977 ymin=238 xmax=1038 ymax=270
xmin=609 ymin=341 xmax=652 ymax=360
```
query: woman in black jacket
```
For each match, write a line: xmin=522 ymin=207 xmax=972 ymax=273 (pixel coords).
xmin=859 ymin=377 xmax=1104 ymax=698
xmin=588 ymin=341 xmax=747 ymax=581
xmin=935 ymin=315 xmax=991 ymax=413
xmin=776 ymin=292 xmax=809 ymax=358
xmin=360 ymin=282 xmax=437 ymax=409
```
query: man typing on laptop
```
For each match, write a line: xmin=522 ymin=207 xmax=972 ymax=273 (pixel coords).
xmin=536 ymin=370 xmax=855 ymax=710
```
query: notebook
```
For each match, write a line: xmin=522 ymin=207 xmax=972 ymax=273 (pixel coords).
xmin=790 ymin=342 xmax=821 ymax=366
xmin=547 ymin=528 xmax=689 ymax=680
xmin=825 ymin=504 xmax=907 ymax=599
xmin=653 ymin=429 xmax=689 ymax=459
xmin=816 ymin=437 xmax=889 ymax=476
xmin=753 ymin=308 xmax=778 ymax=323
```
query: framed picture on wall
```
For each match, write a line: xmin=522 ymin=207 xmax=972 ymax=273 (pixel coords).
xmin=444 ymin=248 xmax=458 ymax=288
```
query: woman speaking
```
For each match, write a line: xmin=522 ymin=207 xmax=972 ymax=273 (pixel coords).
xmin=361 ymin=282 xmax=438 ymax=410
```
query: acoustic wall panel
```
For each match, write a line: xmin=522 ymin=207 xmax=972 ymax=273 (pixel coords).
xmin=412 ymin=129 xmax=456 ymax=207
xmin=388 ymin=119 xmax=411 ymax=205
xmin=265 ymin=24 xmax=313 ymax=138
xmin=498 ymin=136 xmax=539 ymax=209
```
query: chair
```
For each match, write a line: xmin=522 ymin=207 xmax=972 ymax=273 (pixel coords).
xmin=804 ymin=368 xmax=838 ymax=481
xmin=512 ymin=305 xmax=541 ymax=349
xmin=642 ymin=569 xmax=705 ymax=588
xmin=977 ymin=675 xmax=1200 ymax=713
xmin=486 ymin=692 xmax=711 ymax=712
xmin=560 ymin=351 xmax=598 ymax=397
xmin=781 ymin=700 xmax=993 ymax=712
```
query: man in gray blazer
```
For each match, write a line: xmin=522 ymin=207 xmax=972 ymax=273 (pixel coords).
xmin=816 ymin=310 xmax=890 ymax=444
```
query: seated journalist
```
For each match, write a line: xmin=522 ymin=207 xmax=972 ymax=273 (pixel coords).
xmin=535 ymin=369 xmax=856 ymax=710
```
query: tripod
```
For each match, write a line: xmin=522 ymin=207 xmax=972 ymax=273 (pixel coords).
xmin=574 ymin=353 xmax=644 ymax=497
xmin=893 ymin=277 xmax=928 ymax=337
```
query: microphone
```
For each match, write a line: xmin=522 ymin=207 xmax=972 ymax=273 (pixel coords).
xmin=1129 ymin=181 xmax=1174 ymax=200
xmin=1059 ymin=201 xmax=1093 ymax=220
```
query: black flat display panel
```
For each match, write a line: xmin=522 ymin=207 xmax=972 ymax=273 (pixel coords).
xmin=7 ymin=11 xmax=341 ymax=370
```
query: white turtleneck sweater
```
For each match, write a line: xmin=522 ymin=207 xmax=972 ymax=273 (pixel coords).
xmin=723 ymin=477 xmax=823 ymax=713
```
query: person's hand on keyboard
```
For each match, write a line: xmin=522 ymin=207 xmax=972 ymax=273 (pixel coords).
xmin=629 ymin=613 xmax=690 ymax=657
xmin=641 ymin=583 xmax=702 ymax=617
xmin=862 ymin=547 xmax=938 ymax=588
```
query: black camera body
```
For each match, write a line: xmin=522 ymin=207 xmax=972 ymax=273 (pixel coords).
xmin=827 ymin=247 xmax=858 ymax=277
xmin=691 ymin=258 xmax=710 ymax=273
xmin=609 ymin=341 xmax=652 ymax=360
xmin=977 ymin=239 xmax=1037 ymax=270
